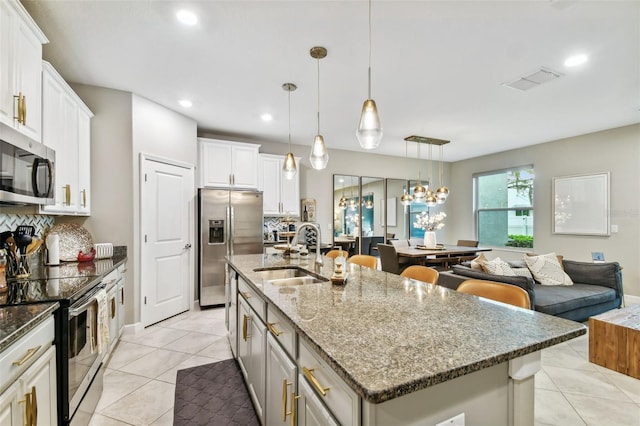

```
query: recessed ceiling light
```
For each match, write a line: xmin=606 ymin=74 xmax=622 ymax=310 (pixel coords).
xmin=179 ymin=99 xmax=192 ymax=108
xmin=564 ymin=54 xmax=588 ymax=67
xmin=260 ymin=113 xmax=273 ymax=122
xmin=176 ymin=10 xmax=198 ymax=26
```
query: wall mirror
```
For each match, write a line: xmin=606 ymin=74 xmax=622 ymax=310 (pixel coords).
xmin=385 ymin=178 xmax=410 ymax=241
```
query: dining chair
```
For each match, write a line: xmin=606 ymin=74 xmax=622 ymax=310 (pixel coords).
xmin=377 ymin=244 xmax=403 ymax=274
xmin=456 ymin=239 xmax=480 ymax=264
xmin=325 ymin=249 xmax=348 ymax=260
xmin=400 ymin=265 xmax=439 ymax=285
xmin=390 ymin=239 xmax=409 ymax=249
xmin=347 ymin=254 xmax=378 ymax=269
xmin=457 ymin=279 xmax=531 ymax=309
xmin=368 ymin=236 xmax=384 ymax=255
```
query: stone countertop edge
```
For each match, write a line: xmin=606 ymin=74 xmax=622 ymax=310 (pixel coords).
xmin=228 ymin=253 xmax=587 ymax=405
xmin=0 ymin=302 xmax=59 ymax=353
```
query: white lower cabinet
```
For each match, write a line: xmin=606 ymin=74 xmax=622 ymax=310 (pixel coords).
xmin=297 ymin=373 xmax=339 ymax=426
xmin=265 ymin=333 xmax=296 ymax=426
xmin=0 ymin=316 xmax=57 ymax=426
xmin=238 ymin=295 xmax=266 ymax=422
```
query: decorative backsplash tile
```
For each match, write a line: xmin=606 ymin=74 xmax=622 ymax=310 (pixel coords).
xmin=0 ymin=214 xmax=55 ymax=237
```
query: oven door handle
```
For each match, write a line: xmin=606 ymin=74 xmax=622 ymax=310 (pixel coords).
xmin=69 ymin=283 xmax=106 ymax=317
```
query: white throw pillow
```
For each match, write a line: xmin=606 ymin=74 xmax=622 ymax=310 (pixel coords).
xmin=512 ymin=267 xmax=533 ymax=279
xmin=481 ymin=257 xmax=516 ymax=276
xmin=524 ymin=252 xmax=573 ymax=286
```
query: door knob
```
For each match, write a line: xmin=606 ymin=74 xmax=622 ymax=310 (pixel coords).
xmin=184 ymin=243 xmax=192 ymax=249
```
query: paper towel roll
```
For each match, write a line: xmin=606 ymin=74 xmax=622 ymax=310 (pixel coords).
xmin=47 ymin=234 xmax=60 ymax=265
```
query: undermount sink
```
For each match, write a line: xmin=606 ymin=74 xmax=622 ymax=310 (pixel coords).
xmin=253 ymin=267 xmax=328 ymax=286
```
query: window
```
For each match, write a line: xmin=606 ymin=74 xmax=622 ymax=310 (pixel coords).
xmin=475 ymin=167 xmax=534 ymax=248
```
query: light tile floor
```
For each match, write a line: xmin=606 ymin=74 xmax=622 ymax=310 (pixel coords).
xmin=89 ymin=306 xmax=640 ymax=426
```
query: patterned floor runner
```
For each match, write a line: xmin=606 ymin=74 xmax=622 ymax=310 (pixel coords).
xmin=174 ymin=359 xmax=259 ymax=426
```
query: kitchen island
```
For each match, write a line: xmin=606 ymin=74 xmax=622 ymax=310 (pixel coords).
xmin=227 ymin=253 xmax=586 ymax=425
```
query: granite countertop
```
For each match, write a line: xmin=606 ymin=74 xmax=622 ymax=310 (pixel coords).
xmin=228 ymin=253 xmax=586 ymax=404
xmin=0 ymin=255 xmax=127 ymax=351
xmin=0 ymin=303 xmax=59 ymax=353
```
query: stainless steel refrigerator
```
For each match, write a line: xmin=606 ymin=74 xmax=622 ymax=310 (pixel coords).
xmin=198 ymin=188 xmax=263 ymax=307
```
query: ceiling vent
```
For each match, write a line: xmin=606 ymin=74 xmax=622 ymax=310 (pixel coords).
xmin=502 ymin=67 xmax=563 ymax=91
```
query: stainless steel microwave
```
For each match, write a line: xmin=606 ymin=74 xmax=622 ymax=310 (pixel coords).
xmin=0 ymin=123 xmax=55 ymax=205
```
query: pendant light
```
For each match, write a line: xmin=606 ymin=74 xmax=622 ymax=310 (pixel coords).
xmin=309 ymin=47 xmax=329 ymax=170
xmin=356 ymin=0 xmax=382 ymax=149
xmin=413 ymin=142 xmax=426 ymax=200
xmin=436 ymin=144 xmax=450 ymax=203
xmin=425 ymin=143 xmax=438 ymax=207
xmin=400 ymin=140 xmax=413 ymax=206
xmin=282 ymin=83 xmax=297 ymax=180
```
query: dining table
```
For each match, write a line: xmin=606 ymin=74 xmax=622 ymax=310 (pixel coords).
xmin=334 ymin=235 xmax=357 ymax=251
xmin=395 ymin=244 xmax=491 ymax=258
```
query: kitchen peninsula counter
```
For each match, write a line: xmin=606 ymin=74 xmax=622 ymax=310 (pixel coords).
xmin=0 ymin=302 xmax=58 ymax=353
xmin=228 ymin=253 xmax=585 ymax=424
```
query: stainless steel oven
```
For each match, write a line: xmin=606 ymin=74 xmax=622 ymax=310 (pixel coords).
xmin=0 ymin=122 xmax=55 ymax=205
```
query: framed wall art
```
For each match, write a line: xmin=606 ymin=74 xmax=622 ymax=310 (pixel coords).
xmin=552 ymin=172 xmax=610 ymax=236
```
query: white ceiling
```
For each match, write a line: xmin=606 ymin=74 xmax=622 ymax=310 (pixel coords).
xmin=22 ymin=0 xmax=640 ymax=162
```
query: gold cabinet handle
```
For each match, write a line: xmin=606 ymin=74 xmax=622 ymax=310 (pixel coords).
xmin=31 ymin=386 xmax=37 ymax=426
xmin=21 ymin=94 xmax=26 ymax=125
xmin=267 ymin=322 xmax=283 ymax=337
xmin=111 ymin=297 xmax=116 ymax=319
xmin=282 ymin=379 xmax=292 ymax=421
xmin=121 ymin=287 xmax=125 ymax=305
xmin=63 ymin=185 xmax=71 ymax=206
xmin=12 ymin=345 xmax=41 ymax=366
xmin=289 ymin=392 xmax=300 ymax=426
xmin=242 ymin=314 xmax=249 ymax=341
xmin=302 ymin=366 xmax=330 ymax=397
xmin=241 ymin=291 xmax=250 ymax=299
xmin=81 ymin=189 xmax=87 ymax=207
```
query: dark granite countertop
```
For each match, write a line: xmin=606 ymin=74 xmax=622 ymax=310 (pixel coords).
xmin=0 ymin=255 xmax=127 ymax=352
xmin=0 ymin=303 xmax=59 ymax=353
xmin=227 ymin=253 xmax=586 ymax=404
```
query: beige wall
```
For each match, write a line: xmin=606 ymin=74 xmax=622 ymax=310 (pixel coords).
xmin=66 ymin=86 xmax=198 ymax=324
xmin=450 ymin=124 xmax=640 ymax=297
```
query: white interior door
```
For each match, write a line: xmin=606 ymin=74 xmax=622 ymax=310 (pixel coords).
xmin=141 ymin=156 xmax=194 ymax=326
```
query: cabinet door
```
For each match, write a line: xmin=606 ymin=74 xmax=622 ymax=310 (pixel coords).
xmin=297 ymin=375 xmax=339 ymax=426
xmin=59 ymin=93 xmax=79 ymax=212
xmin=76 ymin=109 xmax=91 ymax=215
xmin=19 ymin=346 xmax=57 ymax=426
xmin=281 ymin=168 xmax=300 ymax=217
xmin=0 ymin=380 xmax=19 ymax=426
xmin=265 ymin=334 xmax=296 ymax=426
xmin=40 ymin=67 xmax=65 ymax=213
xmin=237 ymin=296 xmax=266 ymax=422
xmin=0 ymin=0 xmax=16 ymax=127
xmin=13 ymin=18 xmax=42 ymax=142
xmin=261 ymin=155 xmax=282 ymax=215
xmin=231 ymin=145 xmax=259 ymax=188
xmin=200 ymin=141 xmax=232 ymax=187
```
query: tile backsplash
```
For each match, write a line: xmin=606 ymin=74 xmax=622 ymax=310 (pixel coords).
xmin=0 ymin=214 xmax=55 ymax=237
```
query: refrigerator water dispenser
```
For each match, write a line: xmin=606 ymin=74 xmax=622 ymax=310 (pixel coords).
xmin=209 ymin=220 xmax=225 ymax=244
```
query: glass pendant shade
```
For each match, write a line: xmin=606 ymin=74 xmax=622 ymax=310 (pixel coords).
xmin=365 ymin=199 xmax=373 ymax=209
xmin=309 ymin=134 xmax=329 ymax=170
xmin=401 ymin=191 xmax=413 ymax=206
xmin=413 ymin=182 xmax=426 ymax=200
xmin=339 ymin=200 xmax=347 ymax=209
xmin=436 ymin=186 xmax=449 ymax=203
xmin=425 ymin=189 xmax=437 ymax=207
xmin=283 ymin=152 xmax=297 ymax=180
xmin=356 ymin=99 xmax=383 ymax=149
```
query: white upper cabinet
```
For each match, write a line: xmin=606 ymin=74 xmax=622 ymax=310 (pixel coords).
xmin=0 ymin=0 xmax=47 ymax=142
xmin=40 ymin=61 xmax=93 ymax=215
xmin=199 ymin=138 xmax=260 ymax=189
xmin=259 ymin=153 xmax=300 ymax=216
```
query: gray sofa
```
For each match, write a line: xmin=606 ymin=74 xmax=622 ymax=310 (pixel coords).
xmin=438 ymin=260 xmax=623 ymax=322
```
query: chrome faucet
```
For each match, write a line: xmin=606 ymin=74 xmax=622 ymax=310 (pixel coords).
xmin=292 ymin=222 xmax=323 ymax=267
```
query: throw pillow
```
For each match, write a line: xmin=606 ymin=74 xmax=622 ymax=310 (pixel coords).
xmin=470 ymin=253 xmax=488 ymax=270
xmin=524 ymin=252 xmax=573 ymax=286
xmin=481 ymin=257 xmax=516 ymax=276
xmin=526 ymin=253 xmax=564 ymax=269
xmin=512 ymin=267 xmax=533 ymax=279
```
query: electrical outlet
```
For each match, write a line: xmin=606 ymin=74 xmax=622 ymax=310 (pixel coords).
xmin=435 ymin=413 xmax=465 ymax=426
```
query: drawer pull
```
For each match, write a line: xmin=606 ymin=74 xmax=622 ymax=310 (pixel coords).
xmin=267 ymin=321 xmax=283 ymax=337
xmin=282 ymin=379 xmax=292 ymax=421
xmin=12 ymin=345 xmax=41 ymax=366
xmin=242 ymin=314 xmax=249 ymax=341
xmin=302 ymin=366 xmax=330 ymax=397
xmin=289 ymin=392 xmax=300 ymax=426
xmin=241 ymin=291 xmax=251 ymax=299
